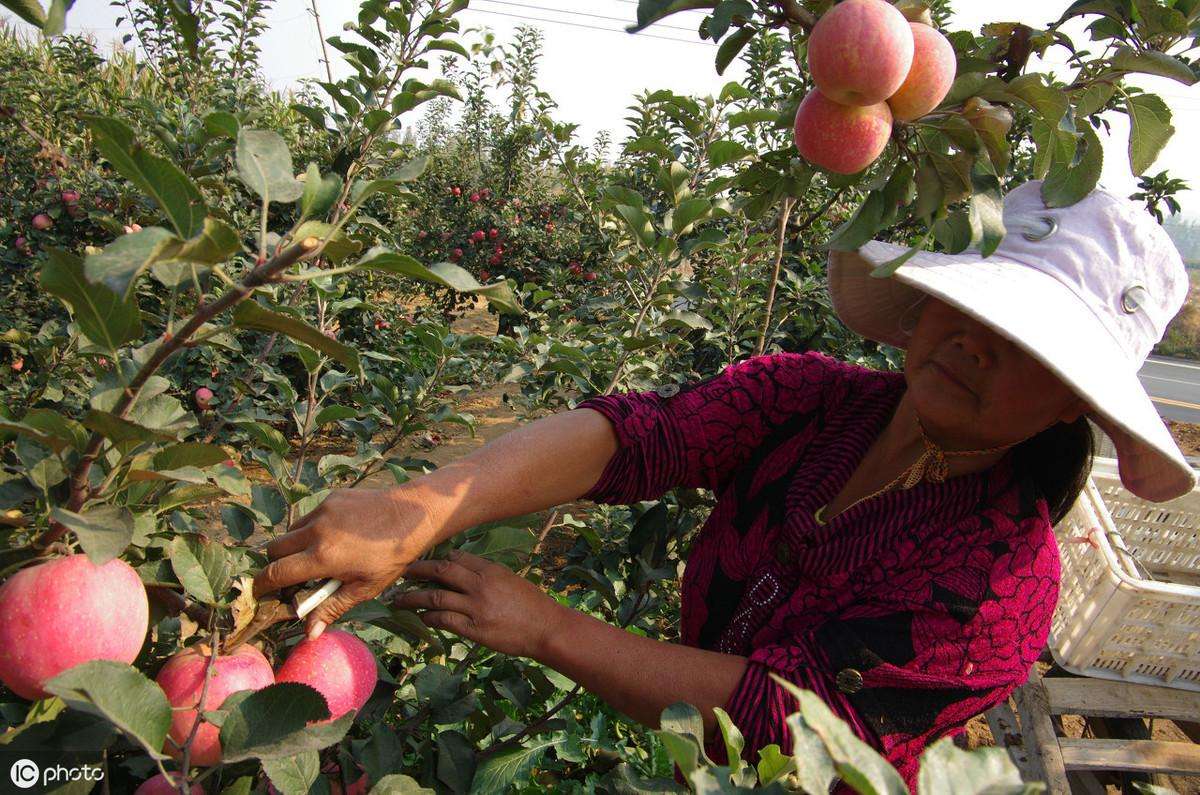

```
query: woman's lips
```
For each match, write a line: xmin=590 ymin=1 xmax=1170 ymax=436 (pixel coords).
xmin=931 ymin=361 xmax=974 ymax=395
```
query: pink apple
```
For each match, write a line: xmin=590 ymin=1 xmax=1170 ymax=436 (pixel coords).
xmin=61 ymin=190 xmax=80 ymax=204
xmin=472 ymin=230 xmax=485 ymax=243
xmin=888 ymin=23 xmax=957 ymax=121
xmin=807 ymin=0 xmax=914 ymax=106
xmin=194 ymin=387 xmax=214 ymax=410
xmin=793 ymin=90 xmax=893 ymax=174
xmin=156 ymin=644 xmax=275 ymax=766
xmin=275 ymin=628 xmax=377 ymax=721
xmin=31 ymin=213 xmax=53 ymax=231
xmin=0 ymin=555 xmax=149 ymax=700
xmin=135 ymin=773 xmax=202 ymax=795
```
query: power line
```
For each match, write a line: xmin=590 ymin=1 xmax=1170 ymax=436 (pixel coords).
xmin=462 ymin=7 xmax=715 ymax=47
xmin=475 ymin=0 xmax=699 ymax=33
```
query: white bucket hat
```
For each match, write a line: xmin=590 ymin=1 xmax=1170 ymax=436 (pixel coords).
xmin=827 ymin=180 xmax=1196 ymax=503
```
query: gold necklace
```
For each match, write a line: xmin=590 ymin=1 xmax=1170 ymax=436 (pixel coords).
xmin=813 ymin=416 xmax=1012 ymax=527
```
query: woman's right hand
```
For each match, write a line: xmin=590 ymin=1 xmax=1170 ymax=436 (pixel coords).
xmin=252 ymin=486 xmax=442 ymax=637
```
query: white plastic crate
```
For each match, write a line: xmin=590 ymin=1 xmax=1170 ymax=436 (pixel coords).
xmin=1049 ymin=457 xmax=1200 ymax=691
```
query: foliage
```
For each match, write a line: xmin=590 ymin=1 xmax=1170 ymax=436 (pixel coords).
xmin=0 ymin=0 xmax=1196 ymax=792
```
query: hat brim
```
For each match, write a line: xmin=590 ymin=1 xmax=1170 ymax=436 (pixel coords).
xmin=828 ymin=241 xmax=1197 ymax=503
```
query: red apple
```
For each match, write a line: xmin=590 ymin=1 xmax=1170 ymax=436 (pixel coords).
xmin=888 ymin=23 xmax=957 ymax=121
xmin=472 ymin=230 xmax=485 ymax=243
xmin=135 ymin=773 xmax=202 ymax=795
xmin=11 ymin=357 xmax=23 ymax=372
xmin=469 ymin=193 xmax=481 ymax=203
xmin=807 ymin=0 xmax=914 ymax=106
xmin=31 ymin=213 xmax=53 ymax=231
xmin=275 ymin=628 xmax=377 ymax=721
xmin=488 ymin=255 xmax=501 ymax=267
xmin=157 ymin=644 xmax=275 ymax=766
xmin=545 ymin=222 xmax=555 ymax=233
xmin=793 ymin=90 xmax=893 ymax=174
xmin=417 ymin=230 xmax=428 ymax=240
xmin=194 ymin=387 xmax=214 ymax=410
xmin=584 ymin=271 xmax=597 ymax=282
xmin=0 ymin=555 xmax=148 ymax=700
xmin=451 ymin=248 xmax=464 ymax=261
xmin=488 ymin=228 xmax=499 ymax=239
xmin=14 ymin=235 xmax=27 ymax=249
xmin=451 ymin=186 xmax=461 ymax=197
xmin=480 ymin=269 xmax=491 ymax=281
xmin=61 ymin=190 xmax=80 ymax=204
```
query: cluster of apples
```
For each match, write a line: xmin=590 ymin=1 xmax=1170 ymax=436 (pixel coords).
xmin=0 ymin=554 xmax=377 ymax=780
xmin=793 ymin=0 xmax=956 ymax=174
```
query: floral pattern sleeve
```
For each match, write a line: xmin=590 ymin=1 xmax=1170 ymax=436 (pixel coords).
xmin=576 ymin=352 xmax=835 ymax=505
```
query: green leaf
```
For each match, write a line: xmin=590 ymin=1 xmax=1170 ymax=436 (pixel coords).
xmin=236 ymin=129 xmax=304 ymax=204
xmin=355 ymin=248 xmax=522 ymax=316
xmin=627 ymin=0 xmax=716 ymax=33
xmin=708 ymin=140 xmax=753 ymax=169
xmin=0 ymin=0 xmax=48 ymax=28
xmin=713 ymin=707 xmax=746 ymax=773
xmin=1005 ymin=74 xmax=1069 ymax=124
xmin=82 ymin=409 xmax=177 ymax=445
xmin=293 ymin=221 xmax=362 ymax=263
xmin=83 ymin=116 xmax=206 ymax=238
xmin=469 ymin=739 xmax=555 ymax=795
xmin=42 ymin=249 xmax=142 ymax=351
xmin=152 ymin=442 xmax=231 ymax=470
xmin=203 ymin=111 xmax=240 ymax=139
xmin=298 ymin=163 xmax=342 ymax=220
xmin=0 ymin=409 xmax=86 ymax=453
xmin=715 ymin=25 xmax=755 ymax=74
xmin=263 ymin=750 xmax=321 ymax=795
xmin=219 ymin=683 xmax=352 ymax=763
xmin=613 ymin=204 xmax=658 ymax=248
xmin=459 ymin=526 xmax=537 ymax=559
xmin=50 ymin=506 xmax=134 ymax=565
xmin=84 ymin=226 xmax=181 ymax=299
xmin=370 ymin=775 xmax=435 ymax=794
xmin=773 ymin=677 xmax=908 ymax=795
xmin=756 ymin=744 xmax=796 ymax=786
xmin=1042 ymin=124 xmax=1104 ymax=207
xmin=44 ymin=661 xmax=170 ymax=759
xmin=917 ymin=738 xmax=1026 ymax=794
xmin=828 ymin=192 xmax=887 ymax=252
xmin=168 ymin=533 xmax=231 ymax=605
xmin=1111 ymin=47 xmax=1197 ymax=85
xmin=785 ymin=711 xmax=838 ymax=795
xmin=1125 ymin=93 xmax=1174 ymax=175
xmin=232 ymin=302 xmax=360 ymax=370
xmin=671 ymin=197 xmax=714 ymax=236
xmin=44 ymin=0 xmax=72 ymax=34
xmin=968 ymin=171 xmax=1006 ymax=257
xmin=174 ymin=217 xmax=241 ymax=265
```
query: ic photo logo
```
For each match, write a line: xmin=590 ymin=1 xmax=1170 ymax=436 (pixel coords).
xmin=10 ymin=759 xmax=38 ymax=789
xmin=8 ymin=758 xmax=105 ymax=790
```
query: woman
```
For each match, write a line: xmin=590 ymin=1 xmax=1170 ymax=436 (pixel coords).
xmin=253 ymin=181 xmax=1194 ymax=782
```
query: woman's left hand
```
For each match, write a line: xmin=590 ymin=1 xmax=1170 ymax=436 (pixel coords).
xmin=394 ymin=550 xmax=567 ymax=659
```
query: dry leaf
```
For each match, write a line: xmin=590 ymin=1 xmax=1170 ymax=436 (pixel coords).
xmin=230 ymin=576 xmax=258 ymax=639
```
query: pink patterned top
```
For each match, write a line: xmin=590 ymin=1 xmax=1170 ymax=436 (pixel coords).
xmin=577 ymin=351 xmax=1059 ymax=785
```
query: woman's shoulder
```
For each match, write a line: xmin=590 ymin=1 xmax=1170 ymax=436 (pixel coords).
xmin=738 ymin=350 xmax=901 ymax=395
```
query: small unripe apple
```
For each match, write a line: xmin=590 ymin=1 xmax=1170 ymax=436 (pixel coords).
xmin=793 ymin=90 xmax=893 ymax=174
xmin=31 ymin=213 xmax=53 ymax=231
xmin=0 ymin=555 xmax=149 ymax=700
xmin=888 ymin=23 xmax=957 ymax=122
xmin=61 ymin=190 xmax=80 ymax=204
xmin=472 ymin=230 xmax=485 ymax=243
xmin=135 ymin=773 xmax=202 ymax=795
xmin=194 ymin=386 xmax=214 ymax=410
xmin=807 ymin=0 xmax=914 ymax=106
xmin=275 ymin=628 xmax=377 ymax=721
xmin=157 ymin=644 xmax=274 ymax=766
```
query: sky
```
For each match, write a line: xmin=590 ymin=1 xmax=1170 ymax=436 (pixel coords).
xmin=9 ymin=0 xmax=1200 ymax=208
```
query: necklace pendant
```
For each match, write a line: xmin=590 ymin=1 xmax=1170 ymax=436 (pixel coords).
xmin=813 ymin=505 xmax=828 ymax=526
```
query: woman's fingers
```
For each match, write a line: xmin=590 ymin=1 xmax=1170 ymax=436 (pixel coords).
xmin=264 ymin=526 xmax=312 ymax=561
xmin=394 ymin=588 xmax=474 ymax=615
xmin=253 ymin=551 xmax=321 ymax=598
xmin=404 ymin=558 xmax=479 ymax=593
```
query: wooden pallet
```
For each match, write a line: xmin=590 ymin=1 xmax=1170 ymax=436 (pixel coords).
xmin=984 ymin=666 xmax=1200 ymax=794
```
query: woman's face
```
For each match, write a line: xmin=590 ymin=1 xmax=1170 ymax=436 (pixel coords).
xmin=904 ymin=296 xmax=1091 ymax=448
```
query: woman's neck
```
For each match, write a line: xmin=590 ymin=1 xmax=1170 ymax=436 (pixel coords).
xmin=873 ymin=393 xmax=1009 ymax=479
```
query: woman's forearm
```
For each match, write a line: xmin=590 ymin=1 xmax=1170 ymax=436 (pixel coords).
xmin=536 ymin=603 xmax=748 ymax=735
xmin=399 ymin=408 xmax=619 ymax=546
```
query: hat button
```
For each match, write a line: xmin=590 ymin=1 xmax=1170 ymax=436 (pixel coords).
xmin=1022 ymin=215 xmax=1059 ymax=242
xmin=1121 ymin=284 xmax=1147 ymax=314
xmin=836 ymin=668 xmax=865 ymax=694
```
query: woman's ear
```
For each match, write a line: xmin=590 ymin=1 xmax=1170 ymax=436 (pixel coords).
xmin=1057 ymin=396 xmax=1091 ymax=425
